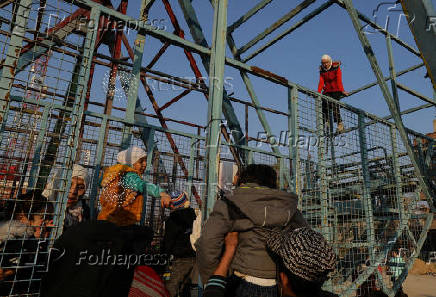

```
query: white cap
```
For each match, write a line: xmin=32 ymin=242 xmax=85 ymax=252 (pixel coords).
xmin=117 ymin=146 xmax=147 ymax=166
xmin=72 ymin=164 xmax=88 ymax=187
xmin=321 ymin=54 xmax=332 ymax=61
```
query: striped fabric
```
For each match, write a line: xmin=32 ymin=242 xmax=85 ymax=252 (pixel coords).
xmin=170 ymin=191 xmax=188 ymax=209
xmin=203 ymin=275 xmax=227 ymax=297
xmin=129 ymin=266 xmax=170 ymax=297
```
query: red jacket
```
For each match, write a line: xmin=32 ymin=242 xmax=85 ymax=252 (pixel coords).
xmin=317 ymin=61 xmax=345 ymax=94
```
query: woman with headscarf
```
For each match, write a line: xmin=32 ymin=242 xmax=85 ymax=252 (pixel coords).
xmin=267 ymin=227 xmax=338 ymax=297
xmin=43 ymin=164 xmax=91 ymax=230
xmin=97 ymin=146 xmax=171 ymax=226
xmin=317 ymin=54 xmax=348 ymax=133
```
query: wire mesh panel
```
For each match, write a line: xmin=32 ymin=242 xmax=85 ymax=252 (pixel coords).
xmin=0 ymin=0 xmax=96 ymax=295
xmin=295 ymin=91 xmax=434 ymax=296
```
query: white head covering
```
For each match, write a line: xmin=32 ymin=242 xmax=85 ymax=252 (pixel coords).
xmin=72 ymin=164 xmax=88 ymax=187
xmin=117 ymin=146 xmax=147 ymax=166
xmin=321 ymin=54 xmax=332 ymax=62
xmin=42 ymin=164 xmax=88 ymax=201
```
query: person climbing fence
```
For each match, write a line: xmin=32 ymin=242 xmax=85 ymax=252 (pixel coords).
xmin=97 ymin=146 xmax=171 ymax=225
xmin=317 ymin=54 xmax=349 ymax=133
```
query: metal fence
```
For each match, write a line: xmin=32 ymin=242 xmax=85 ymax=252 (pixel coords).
xmin=0 ymin=1 xmax=434 ymax=297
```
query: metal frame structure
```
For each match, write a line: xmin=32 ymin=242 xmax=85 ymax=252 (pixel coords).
xmin=0 ymin=0 xmax=435 ymax=296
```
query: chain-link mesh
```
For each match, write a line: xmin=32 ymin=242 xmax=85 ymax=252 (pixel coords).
xmin=0 ymin=1 xmax=434 ymax=297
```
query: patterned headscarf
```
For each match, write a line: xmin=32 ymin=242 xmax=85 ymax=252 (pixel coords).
xmin=267 ymin=227 xmax=336 ymax=282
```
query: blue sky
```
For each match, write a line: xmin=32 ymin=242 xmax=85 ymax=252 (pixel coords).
xmin=91 ymin=0 xmax=435 ymax=139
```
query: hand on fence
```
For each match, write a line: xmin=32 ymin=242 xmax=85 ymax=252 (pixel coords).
xmin=160 ymin=192 xmax=171 ymax=208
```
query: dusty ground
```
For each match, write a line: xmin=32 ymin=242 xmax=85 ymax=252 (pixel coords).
xmin=403 ymin=274 xmax=436 ymax=297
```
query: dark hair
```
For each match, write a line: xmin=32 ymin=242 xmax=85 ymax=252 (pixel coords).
xmin=274 ymin=255 xmax=338 ymax=297
xmin=6 ymin=190 xmax=54 ymax=221
xmin=236 ymin=164 xmax=278 ymax=189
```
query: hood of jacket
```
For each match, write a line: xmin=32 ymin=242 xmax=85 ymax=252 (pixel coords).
xmin=227 ymin=183 xmax=298 ymax=228
xmin=0 ymin=220 xmax=34 ymax=243
xmin=169 ymin=207 xmax=196 ymax=228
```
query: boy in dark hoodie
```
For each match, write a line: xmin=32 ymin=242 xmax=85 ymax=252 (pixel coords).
xmin=197 ymin=164 xmax=309 ymax=297
xmin=162 ymin=191 xmax=197 ymax=297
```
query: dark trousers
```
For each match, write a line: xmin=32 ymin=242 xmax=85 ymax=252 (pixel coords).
xmin=165 ymin=257 xmax=197 ymax=297
xmin=322 ymin=91 xmax=344 ymax=124
xmin=234 ymin=278 xmax=278 ymax=297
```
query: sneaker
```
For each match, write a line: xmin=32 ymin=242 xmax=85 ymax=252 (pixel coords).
xmin=337 ymin=122 xmax=344 ymax=133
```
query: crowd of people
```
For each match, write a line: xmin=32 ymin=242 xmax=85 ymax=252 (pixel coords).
xmin=0 ymin=55 xmax=409 ymax=297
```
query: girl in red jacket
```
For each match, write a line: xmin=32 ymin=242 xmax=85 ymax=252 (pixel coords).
xmin=317 ymin=54 xmax=348 ymax=133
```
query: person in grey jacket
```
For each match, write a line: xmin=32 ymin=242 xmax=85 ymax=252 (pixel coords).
xmin=196 ymin=164 xmax=309 ymax=297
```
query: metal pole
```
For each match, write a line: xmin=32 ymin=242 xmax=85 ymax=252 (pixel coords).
xmin=177 ymin=0 xmax=246 ymax=153
xmin=390 ymin=125 xmax=406 ymax=228
xmin=120 ymin=0 xmax=150 ymax=148
xmin=357 ymin=111 xmax=376 ymax=266
xmin=140 ymin=128 xmax=156 ymax=226
xmin=54 ymin=7 xmax=100 ymax=238
xmin=288 ymin=86 xmax=299 ymax=194
xmin=89 ymin=117 xmax=108 ymax=219
xmin=187 ymin=137 xmax=196 ymax=199
xmin=386 ymin=35 xmax=401 ymax=113
xmin=204 ymin=0 xmax=228 ymax=219
xmin=316 ymin=95 xmax=329 ymax=238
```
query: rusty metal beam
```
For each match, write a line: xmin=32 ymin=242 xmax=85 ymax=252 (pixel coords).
xmin=158 ymin=89 xmax=192 ymax=112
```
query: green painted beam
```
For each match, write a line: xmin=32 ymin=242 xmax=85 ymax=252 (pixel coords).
xmin=382 ymin=103 xmax=434 ymax=121
xmin=243 ymin=1 xmax=333 ymax=63
xmin=237 ymin=0 xmax=315 ymax=56
xmin=89 ymin=117 xmax=108 ymax=219
xmin=386 ymin=35 xmax=401 ymax=113
xmin=177 ymin=0 xmax=246 ymax=156
xmin=315 ymin=95 xmax=329 ymax=239
xmin=227 ymin=0 xmax=274 ymax=33
xmin=121 ymin=0 xmax=149 ymax=148
xmin=204 ymin=0 xmax=228 ymax=218
xmin=358 ymin=112 xmax=377 ymax=264
xmin=53 ymin=7 xmax=100 ymax=238
xmin=397 ymin=83 xmax=436 ymax=105
xmin=141 ymin=127 xmax=156 ymax=226
xmin=348 ymin=63 xmax=424 ymax=96
xmin=288 ymin=86 xmax=299 ymax=194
